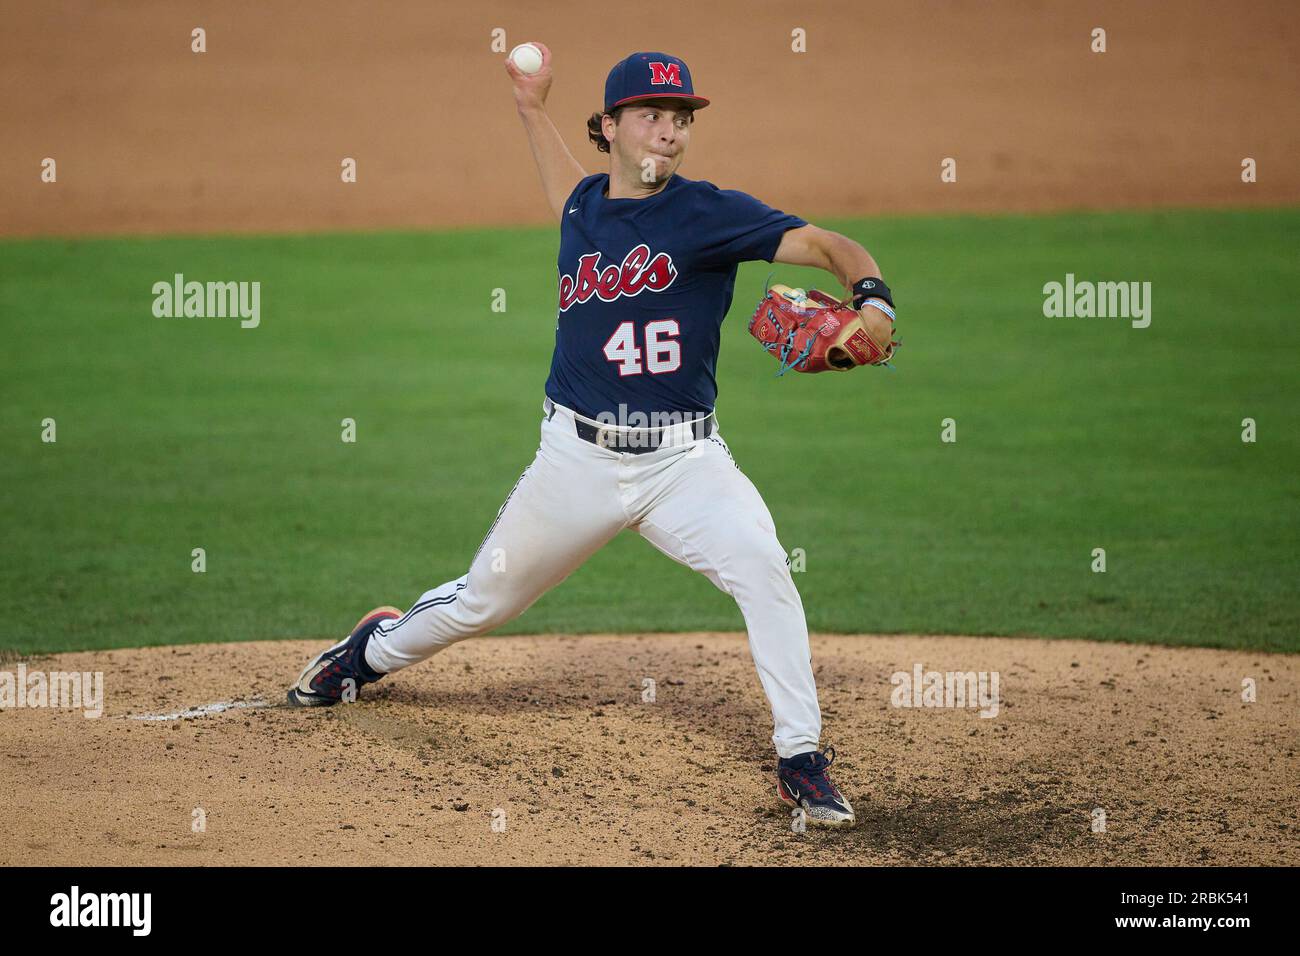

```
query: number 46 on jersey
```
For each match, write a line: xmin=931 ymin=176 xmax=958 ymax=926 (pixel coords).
xmin=603 ymin=319 xmax=681 ymax=376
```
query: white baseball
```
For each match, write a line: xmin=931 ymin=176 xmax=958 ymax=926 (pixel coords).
xmin=509 ymin=43 xmax=544 ymax=76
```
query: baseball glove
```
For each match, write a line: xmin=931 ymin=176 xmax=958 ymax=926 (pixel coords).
xmin=748 ymin=283 xmax=899 ymax=375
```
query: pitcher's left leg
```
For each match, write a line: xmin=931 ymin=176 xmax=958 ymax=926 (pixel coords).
xmin=633 ymin=435 xmax=821 ymax=759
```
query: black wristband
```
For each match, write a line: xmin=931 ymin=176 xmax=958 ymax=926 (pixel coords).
xmin=851 ymin=277 xmax=894 ymax=310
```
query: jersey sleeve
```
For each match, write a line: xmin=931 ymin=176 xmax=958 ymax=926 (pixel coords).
xmin=690 ymin=184 xmax=807 ymax=268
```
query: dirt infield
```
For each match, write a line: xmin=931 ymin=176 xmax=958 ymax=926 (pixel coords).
xmin=3 ymin=0 xmax=1298 ymax=237
xmin=1 ymin=633 xmax=1295 ymax=866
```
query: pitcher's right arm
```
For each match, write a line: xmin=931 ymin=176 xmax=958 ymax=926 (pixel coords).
xmin=506 ymin=43 xmax=588 ymax=222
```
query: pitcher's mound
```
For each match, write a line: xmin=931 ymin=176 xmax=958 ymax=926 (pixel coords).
xmin=1 ymin=633 xmax=1295 ymax=866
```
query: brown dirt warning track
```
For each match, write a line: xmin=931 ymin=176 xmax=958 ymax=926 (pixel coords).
xmin=1 ymin=634 xmax=1295 ymax=866
xmin=3 ymin=0 xmax=1298 ymax=237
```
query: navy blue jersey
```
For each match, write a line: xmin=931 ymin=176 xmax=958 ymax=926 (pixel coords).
xmin=544 ymin=173 xmax=806 ymax=418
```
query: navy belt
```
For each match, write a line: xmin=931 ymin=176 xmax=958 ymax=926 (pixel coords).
xmin=560 ymin=407 xmax=715 ymax=454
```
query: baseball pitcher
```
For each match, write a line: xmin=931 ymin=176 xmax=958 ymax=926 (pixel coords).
xmin=288 ymin=46 xmax=898 ymax=828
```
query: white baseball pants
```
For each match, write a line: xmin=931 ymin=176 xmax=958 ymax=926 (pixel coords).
xmin=365 ymin=396 xmax=821 ymax=758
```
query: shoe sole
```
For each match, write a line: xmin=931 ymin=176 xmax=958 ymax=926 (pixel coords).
xmin=777 ymin=780 xmax=857 ymax=828
xmin=286 ymin=606 xmax=403 ymax=708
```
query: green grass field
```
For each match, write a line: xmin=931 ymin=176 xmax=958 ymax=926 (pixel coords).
xmin=2 ymin=208 xmax=1297 ymax=654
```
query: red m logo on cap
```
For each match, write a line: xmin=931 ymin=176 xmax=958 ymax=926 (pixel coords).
xmin=649 ymin=62 xmax=683 ymax=87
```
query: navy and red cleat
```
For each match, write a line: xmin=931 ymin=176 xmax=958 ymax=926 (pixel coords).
xmin=286 ymin=606 xmax=402 ymax=707
xmin=777 ymin=747 xmax=856 ymax=827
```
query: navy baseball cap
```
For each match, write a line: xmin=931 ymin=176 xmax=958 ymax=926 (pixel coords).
xmin=603 ymin=52 xmax=710 ymax=112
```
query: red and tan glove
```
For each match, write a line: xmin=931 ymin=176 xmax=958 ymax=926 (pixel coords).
xmin=748 ymin=283 xmax=899 ymax=375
